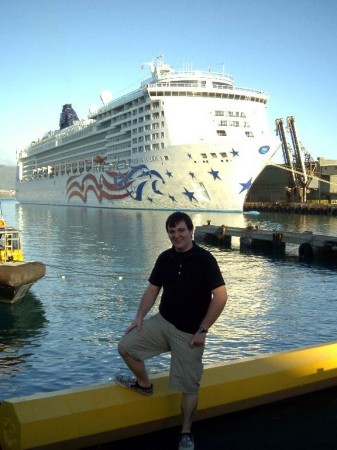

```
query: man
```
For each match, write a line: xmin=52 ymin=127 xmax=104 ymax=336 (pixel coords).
xmin=116 ymin=212 xmax=228 ymax=449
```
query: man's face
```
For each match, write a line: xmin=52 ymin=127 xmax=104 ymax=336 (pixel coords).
xmin=167 ymin=220 xmax=193 ymax=252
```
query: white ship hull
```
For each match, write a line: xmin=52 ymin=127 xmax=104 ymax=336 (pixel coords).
xmin=16 ymin=57 xmax=279 ymax=212
xmin=16 ymin=140 xmax=276 ymax=211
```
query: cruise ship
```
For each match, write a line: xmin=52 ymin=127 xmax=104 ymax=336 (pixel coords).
xmin=16 ymin=56 xmax=279 ymax=212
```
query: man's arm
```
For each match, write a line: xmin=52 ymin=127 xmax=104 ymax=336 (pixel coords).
xmin=125 ymin=283 xmax=161 ymax=334
xmin=200 ymin=284 xmax=228 ymax=330
xmin=190 ymin=284 xmax=228 ymax=347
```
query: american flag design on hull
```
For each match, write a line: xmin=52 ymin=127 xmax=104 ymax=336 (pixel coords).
xmin=66 ymin=164 xmax=166 ymax=203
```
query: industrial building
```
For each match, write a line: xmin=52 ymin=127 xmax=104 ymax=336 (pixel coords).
xmin=247 ymin=157 xmax=337 ymax=204
xmin=247 ymin=116 xmax=336 ymax=205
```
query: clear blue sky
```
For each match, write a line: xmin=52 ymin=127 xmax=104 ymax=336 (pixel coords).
xmin=1 ymin=0 xmax=336 ymax=165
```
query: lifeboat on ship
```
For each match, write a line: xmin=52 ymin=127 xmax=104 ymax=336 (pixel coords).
xmin=94 ymin=155 xmax=106 ymax=164
xmin=0 ymin=213 xmax=46 ymax=304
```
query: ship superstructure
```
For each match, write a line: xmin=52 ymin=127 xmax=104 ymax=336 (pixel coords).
xmin=16 ymin=56 xmax=279 ymax=212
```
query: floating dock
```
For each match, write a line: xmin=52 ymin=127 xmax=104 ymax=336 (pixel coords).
xmin=194 ymin=224 xmax=337 ymax=260
xmin=1 ymin=342 xmax=337 ymax=450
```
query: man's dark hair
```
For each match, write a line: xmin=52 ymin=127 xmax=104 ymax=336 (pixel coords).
xmin=165 ymin=212 xmax=194 ymax=231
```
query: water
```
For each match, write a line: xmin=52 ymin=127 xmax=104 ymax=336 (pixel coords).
xmin=0 ymin=199 xmax=336 ymax=401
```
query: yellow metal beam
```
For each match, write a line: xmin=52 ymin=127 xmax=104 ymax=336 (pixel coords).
xmin=1 ymin=341 xmax=337 ymax=450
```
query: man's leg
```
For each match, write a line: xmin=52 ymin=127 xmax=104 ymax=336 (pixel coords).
xmin=118 ymin=343 xmax=152 ymax=388
xmin=181 ymin=393 xmax=198 ymax=432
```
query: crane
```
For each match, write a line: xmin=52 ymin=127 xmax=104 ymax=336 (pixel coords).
xmin=275 ymin=117 xmax=315 ymax=202
xmin=275 ymin=118 xmax=298 ymax=202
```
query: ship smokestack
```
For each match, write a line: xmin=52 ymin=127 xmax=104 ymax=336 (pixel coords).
xmin=59 ymin=104 xmax=79 ymax=130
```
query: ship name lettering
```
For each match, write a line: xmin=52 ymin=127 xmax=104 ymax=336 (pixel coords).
xmin=131 ymin=155 xmax=163 ymax=164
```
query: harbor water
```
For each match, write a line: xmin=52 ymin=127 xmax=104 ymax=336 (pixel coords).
xmin=0 ymin=199 xmax=336 ymax=401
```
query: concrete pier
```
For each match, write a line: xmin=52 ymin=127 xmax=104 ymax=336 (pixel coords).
xmin=194 ymin=225 xmax=337 ymax=260
xmin=1 ymin=342 xmax=337 ymax=450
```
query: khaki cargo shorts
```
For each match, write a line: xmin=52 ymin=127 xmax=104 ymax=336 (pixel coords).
xmin=119 ymin=313 xmax=204 ymax=395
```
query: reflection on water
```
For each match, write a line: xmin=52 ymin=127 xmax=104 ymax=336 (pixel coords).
xmin=0 ymin=292 xmax=47 ymax=344
xmin=0 ymin=200 xmax=336 ymax=400
xmin=0 ymin=292 xmax=47 ymax=393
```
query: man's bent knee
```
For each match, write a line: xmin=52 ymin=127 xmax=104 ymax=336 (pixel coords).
xmin=118 ymin=343 xmax=141 ymax=362
xmin=117 ymin=343 xmax=127 ymax=358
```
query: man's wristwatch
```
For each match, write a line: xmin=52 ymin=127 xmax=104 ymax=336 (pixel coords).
xmin=197 ymin=326 xmax=208 ymax=333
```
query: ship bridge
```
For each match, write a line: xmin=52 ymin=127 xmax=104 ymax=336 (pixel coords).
xmin=142 ymin=55 xmax=235 ymax=89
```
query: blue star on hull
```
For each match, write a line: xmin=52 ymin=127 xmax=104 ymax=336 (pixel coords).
xmin=239 ymin=177 xmax=252 ymax=193
xmin=209 ymin=168 xmax=221 ymax=180
xmin=183 ymin=188 xmax=197 ymax=202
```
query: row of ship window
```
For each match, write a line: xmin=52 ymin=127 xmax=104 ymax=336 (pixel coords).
xmin=215 ymin=110 xmax=246 ymax=117
xmin=218 ymin=120 xmax=250 ymax=127
xmin=35 ymin=124 xmax=254 ymax=171
xmin=217 ymin=130 xmax=254 ymax=137
xmin=105 ymin=123 xmax=254 ymax=150
xmin=96 ymin=100 xmax=161 ymax=121
xmin=106 ymin=110 xmax=164 ymax=128
xmin=27 ymin=142 xmax=253 ymax=180
xmin=132 ymin=123 xmax=164 ymax=133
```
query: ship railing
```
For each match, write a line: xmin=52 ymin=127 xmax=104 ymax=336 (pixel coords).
xmin=147 ymin=81 xmax=234 ymax=89
xmin=146 ymin=81 xmax=266 ymax=96
xmin=144 ymin=68 xmax=235 ymax=82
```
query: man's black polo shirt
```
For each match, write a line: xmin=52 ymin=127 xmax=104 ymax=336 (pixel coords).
xmin=149 ymin=242 xmax=225 ymax=334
